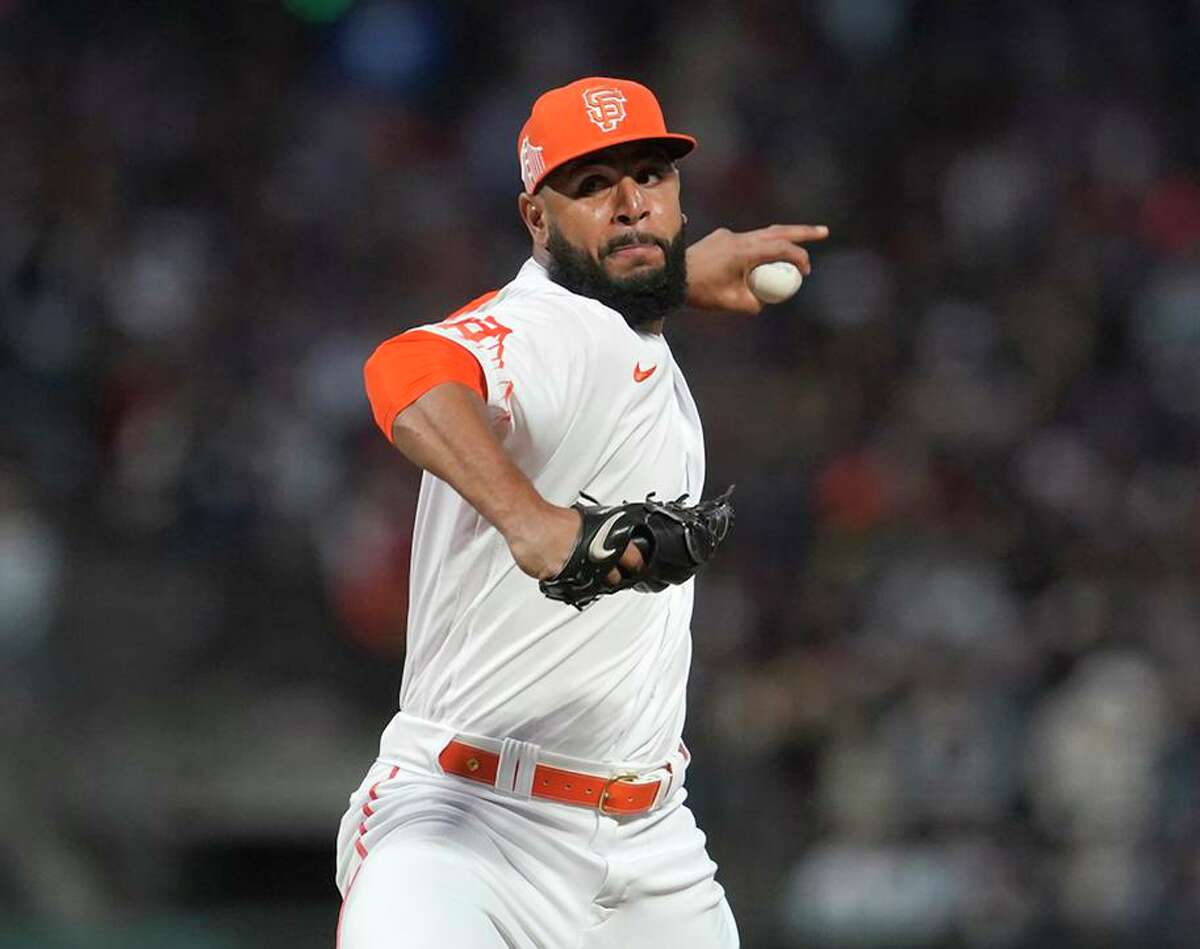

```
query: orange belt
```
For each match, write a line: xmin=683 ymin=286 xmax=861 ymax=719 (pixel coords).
xmin=438 ymin=739 xmax=666 ymax=815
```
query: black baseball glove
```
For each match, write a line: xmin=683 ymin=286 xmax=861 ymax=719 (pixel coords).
xmin=538 ymin=486 xmax=735 ymax=611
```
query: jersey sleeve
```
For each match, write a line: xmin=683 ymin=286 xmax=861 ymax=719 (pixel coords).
xmin=362 ymin=330 xmax=487 ymax=443
xmin=410 ymin=303 xmax=588 ymax=472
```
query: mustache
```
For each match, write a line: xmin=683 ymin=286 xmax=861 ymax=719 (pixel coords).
xmin=545 ymin=221 xmax=688 ymax=329
xmin=602 ymin=232 xmax=668 ymax=257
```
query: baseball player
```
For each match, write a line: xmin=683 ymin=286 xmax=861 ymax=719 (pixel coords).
xmin=336 ymin=77 xmax=827 ymax=948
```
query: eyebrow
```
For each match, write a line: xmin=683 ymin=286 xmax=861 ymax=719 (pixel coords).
xmin=567 ymin=151 xmax=673 ymax=178
xmin=543 ymin=149 xmax=674 ymax=194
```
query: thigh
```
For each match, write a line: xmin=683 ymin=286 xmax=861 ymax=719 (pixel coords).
xmin=581 ymin=799 xmax=740 ymax=949
xmin=338 ymin=839 xmax=525 ymax=949
xmin=337 ymin=773 xmax=605 ymax=949
xmin=581 ymin=893 xmax=739 ymax=949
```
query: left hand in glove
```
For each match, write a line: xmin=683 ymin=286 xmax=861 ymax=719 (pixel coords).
xmin=538 ymin=487 xmax=735 ymax=611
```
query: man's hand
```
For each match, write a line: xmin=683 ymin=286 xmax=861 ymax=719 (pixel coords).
xmin=685 ymin=224 xmax=829 ymax=314
xmin=537 ymin=489 xmax=736 ymax=611
xmin=505 ymin=501 xmax=645 ymax=585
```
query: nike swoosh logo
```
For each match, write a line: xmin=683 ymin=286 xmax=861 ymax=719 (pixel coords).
xmin=633 ymin=362 xmax=657 ymax=383
xmin=587 ymin=512 xmax=625 ymax=562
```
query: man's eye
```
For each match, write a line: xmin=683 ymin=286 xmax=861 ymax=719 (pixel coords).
xmin=635 ymin=165 xmax=667 ymax=185
xmin=578 ymin=175 xmax=609 ymax=195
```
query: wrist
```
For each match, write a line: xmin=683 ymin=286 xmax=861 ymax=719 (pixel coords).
xmin=494 ymin=489 xmax=557 ymax=545
xmin=499 ymin=496 xmax=582 ymax=580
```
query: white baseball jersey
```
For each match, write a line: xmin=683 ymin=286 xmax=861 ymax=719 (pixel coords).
xmin=397 ymin=257 xmax=706 ymax=765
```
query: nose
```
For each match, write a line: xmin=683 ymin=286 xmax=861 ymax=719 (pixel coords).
xmin=612 ymin=176 xmax=649 ymax=226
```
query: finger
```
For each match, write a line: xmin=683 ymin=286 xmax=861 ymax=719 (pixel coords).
xmin=618 ymin=540 xmax=645 ymax=576
xmin=744 ymin=238 xmax=812 ymax=276
xmin=604 ymin=541 xmax=646 ymax=586
xmin=758 ymin=239 xmax=812 ymax=275
xmin=763 ymin=224 xmax=830 ymax=244
xmin=726 ymin=285 xmax=765 ymax=315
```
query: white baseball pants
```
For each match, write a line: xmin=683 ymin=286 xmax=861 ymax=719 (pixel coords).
xmin=335 ymin=713 xmax=739 ymax=949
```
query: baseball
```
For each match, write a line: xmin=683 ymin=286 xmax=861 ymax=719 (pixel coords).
xmin=747 ymin=261 xmax=803 ymax=304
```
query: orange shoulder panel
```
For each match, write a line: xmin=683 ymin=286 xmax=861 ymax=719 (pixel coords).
xmin=362 ymin=329 xmax=487 ymax=443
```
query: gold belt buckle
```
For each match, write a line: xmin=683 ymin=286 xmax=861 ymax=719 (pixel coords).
xmin=599 ymin=771 xmax=640 ymax=815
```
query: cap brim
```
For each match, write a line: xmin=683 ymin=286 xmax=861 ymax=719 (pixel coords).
xmin=534 ymin=132 xmax=697 ymax=193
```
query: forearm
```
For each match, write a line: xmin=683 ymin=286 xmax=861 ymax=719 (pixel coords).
xmin=390 ymin=382 xmax=547 ymax=538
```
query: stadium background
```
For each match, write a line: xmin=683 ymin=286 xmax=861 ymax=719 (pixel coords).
xmin=2 ymin=1 xmax=1199 ymax=946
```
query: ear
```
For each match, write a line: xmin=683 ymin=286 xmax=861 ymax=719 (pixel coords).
xmin=518 ymin=192 xmax=549 ymax=248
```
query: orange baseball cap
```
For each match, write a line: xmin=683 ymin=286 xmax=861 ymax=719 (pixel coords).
xmin=517 ymin=77 xmax=697 ymax=194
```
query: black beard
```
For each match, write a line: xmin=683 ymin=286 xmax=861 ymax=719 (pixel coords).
xmin=545 ymin=223 xmax=688 ymax=329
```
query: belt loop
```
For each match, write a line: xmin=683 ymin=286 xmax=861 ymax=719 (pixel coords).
xmin=670 ymin=741 xmax=690 ymax=796
xmin=653 ymin=744 xmax=690 ymax=807
xmin=497 ymin=738 xmax=540 ymax=799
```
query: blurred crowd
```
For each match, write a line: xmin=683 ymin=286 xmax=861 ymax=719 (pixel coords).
xmin=2 ymin=1 xmax=1199 ymax=946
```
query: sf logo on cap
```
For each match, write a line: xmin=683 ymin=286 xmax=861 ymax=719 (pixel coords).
xmin=582 ymin=87 xmax=627 ymax=133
